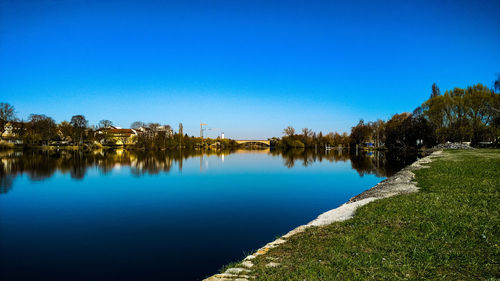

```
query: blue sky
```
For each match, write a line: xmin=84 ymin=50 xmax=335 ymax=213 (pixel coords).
xmin=1 ymin=0 xmax=499 ymax=139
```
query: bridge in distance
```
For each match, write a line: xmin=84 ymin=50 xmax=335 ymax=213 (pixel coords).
xmin=234 ymin=140 xmax=270 ymax=146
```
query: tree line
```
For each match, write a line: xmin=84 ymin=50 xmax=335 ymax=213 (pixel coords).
xmin=0 ymin=109 xmax=237 ymax=150
xmin=0 ymin=111 xmax=91 ymax=146
xmin=348 ymin=83 xmax=499 ymax=150
xmin=271 ymin=127 xmax=350 ymax=149
xmin=1 ymin=76 xmax=499 ymax=151
xmin=276 ymin=78 xmax=500 ymax=150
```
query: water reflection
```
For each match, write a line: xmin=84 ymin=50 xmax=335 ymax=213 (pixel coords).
xmin=0 ymin=148 xmax=417 ymax=193
xmin=273 ymin=148 xmax=417 ymax=177
xmin=0 ymin=148 xmax=420 ymax=281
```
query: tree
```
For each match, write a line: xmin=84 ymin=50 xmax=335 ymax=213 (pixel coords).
xmin=131 ymin=121 xmax=145 ymax=129
xmin=163 ymin=124 xmax=173 ymax=137
xmin=71 ymin=115 xmax=88 ymax=129
xmin=300 ymin=128 xmax=313 ymax=146
xmin=385 ymin=113 xmax=412 ymax=150
xmin=422 ymin=83 xmax=499 ymax=144
xmin=178 ymin=123 xmax=183 ymax=147
xmin=368 ymin=119 xmax=385 ymax=147
xmin=26 ymin=114 xmax=57 ymax=144
xmin=58 ymin=121 xmax=73 ymax=141
xmin=148 ymin=123 xmax=161 ymax=133
xmin=283 ymin=126 xmax=295 ymax=137
xmin=494 ymin=74 xmax=500 ymax=93
xmin=70 ymin=115 xmax=88 ymax=144
xmin=301 ymin=128 xmax=312 ymax=138
xmin=431 ymin=83 xmax=441 ymax=99
xmin=98 ymin=119 xmax=113 ymax=128
xmin=463 ymin=84 xmax=496 ymax=144
xmin=350 ymin=119 xmax=372 ymax=147
xmin=0 ymin=102 xmax=16 ymax=138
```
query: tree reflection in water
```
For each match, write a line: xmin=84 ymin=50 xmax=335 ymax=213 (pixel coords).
xmin=0 ymin=148 xmax=417 ymax=194
xmin=274 ymin=148 xmax=417 ymax=177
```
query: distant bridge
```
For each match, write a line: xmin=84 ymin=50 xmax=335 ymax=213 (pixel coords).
xmin=235 ymin=140 xmax=271 ymax=146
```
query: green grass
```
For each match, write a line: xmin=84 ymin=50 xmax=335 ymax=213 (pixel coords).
xmin=250 ymin=149 xmax=500 ymax=280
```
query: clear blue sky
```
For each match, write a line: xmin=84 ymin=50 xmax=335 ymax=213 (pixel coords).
xmin=1 ymin=0 xmax=499 ymax=139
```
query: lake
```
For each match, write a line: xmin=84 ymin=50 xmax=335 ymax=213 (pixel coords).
xmin=0 ymin=148 xmax=415 ymax=280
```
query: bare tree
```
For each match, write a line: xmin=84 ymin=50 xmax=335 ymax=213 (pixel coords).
xmin=301 ymin=128 xmax=312 ymax=137
xmin=98 ymin=119 xmax=113 ymax=128
xmin=148 ymin=123 xmax=161 ymax=131
xmin=283 ymin=126 xmax=295 ymax=137
xmin=131 ymin=121 xmax=145 ymax=129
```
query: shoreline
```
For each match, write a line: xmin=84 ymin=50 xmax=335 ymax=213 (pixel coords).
xmin=204 ymin=150 xmax=443 ymax=281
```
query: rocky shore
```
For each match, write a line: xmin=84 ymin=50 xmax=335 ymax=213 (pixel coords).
xmin=434 ymin=142 xmax=474 ymax=150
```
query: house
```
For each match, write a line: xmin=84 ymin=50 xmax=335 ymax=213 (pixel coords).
xmin=2 ymin=121 xmax=18 ymax=138
xmin=1 ymin=122 xmax=26 ymax=144
xmin=135 ymin=125 xmax=174 ymax=138
xmin=96 ymin=126 xmax=138 ymax=145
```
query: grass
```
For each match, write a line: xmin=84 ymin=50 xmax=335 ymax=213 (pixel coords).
xmin=249 ymin=149 xmax=500 ymax=280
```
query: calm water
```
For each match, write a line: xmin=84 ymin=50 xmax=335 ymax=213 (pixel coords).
xmin=0 ymin=148 xmax=415 ymax=280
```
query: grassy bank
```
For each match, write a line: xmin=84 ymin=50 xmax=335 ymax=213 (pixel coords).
xmin=247 ymin=149 xmax=499 ymax=280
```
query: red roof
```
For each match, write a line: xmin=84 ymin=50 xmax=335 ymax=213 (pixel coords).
xmin=109 ymin=129 xmax=134 ymax=134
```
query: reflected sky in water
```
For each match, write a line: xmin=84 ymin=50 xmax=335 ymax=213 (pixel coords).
xmin=0 ymin=149 xmax=415 ymax=280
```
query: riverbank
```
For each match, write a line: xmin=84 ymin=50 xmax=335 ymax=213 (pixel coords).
xmin=205 ymin=149 xmax=499 ymax=280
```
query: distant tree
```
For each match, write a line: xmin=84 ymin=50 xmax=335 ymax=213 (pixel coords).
xmin=58 ymin=121 xmax=73 ymax=141
xmin=283 ymin=126 xmax=295 ymax=137
xmin=371 ymin=119 xmax=385 ymax=147
xmin=0 ymin=102 xmax=16 ymax=137
xmin=98 ymin=119 xmax=113 ymax=128
xmin=431 ymin=83 xmax=441 ymax=99
xmin=385 ymin=113 xmax=412 ymax=150
xmin=350 ymin=119 xmax=372 ymax=147
xmin=299 ymin=128 xmax=313 ymax=146
xmin=70 ymin=115 xmax=88 ymax=144
xmin=422 ymin=83 xmax=499 ymax=144
xmin=424 ymin=88 xmax=468 ymax=142
xmin=341 ymin=132 xmax=350 ymax=147
xmin=422 ymin=94 xmax=446 ymax=140
xmin=301 ymin=128 xmax=312 ymax=138
xmin=494 ymin=74 xmax=500 ymax=93
xmin=71 ymin=115 xmax=88 ymax=129
xmin=164 ymin=124 xmax=173 ymax=137
xmin=148 ymin=123 xmax=161 ymax=132
xmin=463 ymin=84 xmax=497 ymax=145
xmin=178 ymin=123 xmax=183 ymax=147
xmin=27 ymin=114 xmax=57 ymax=144
xmin=131 ymin=121 xmax=145 ymax=129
